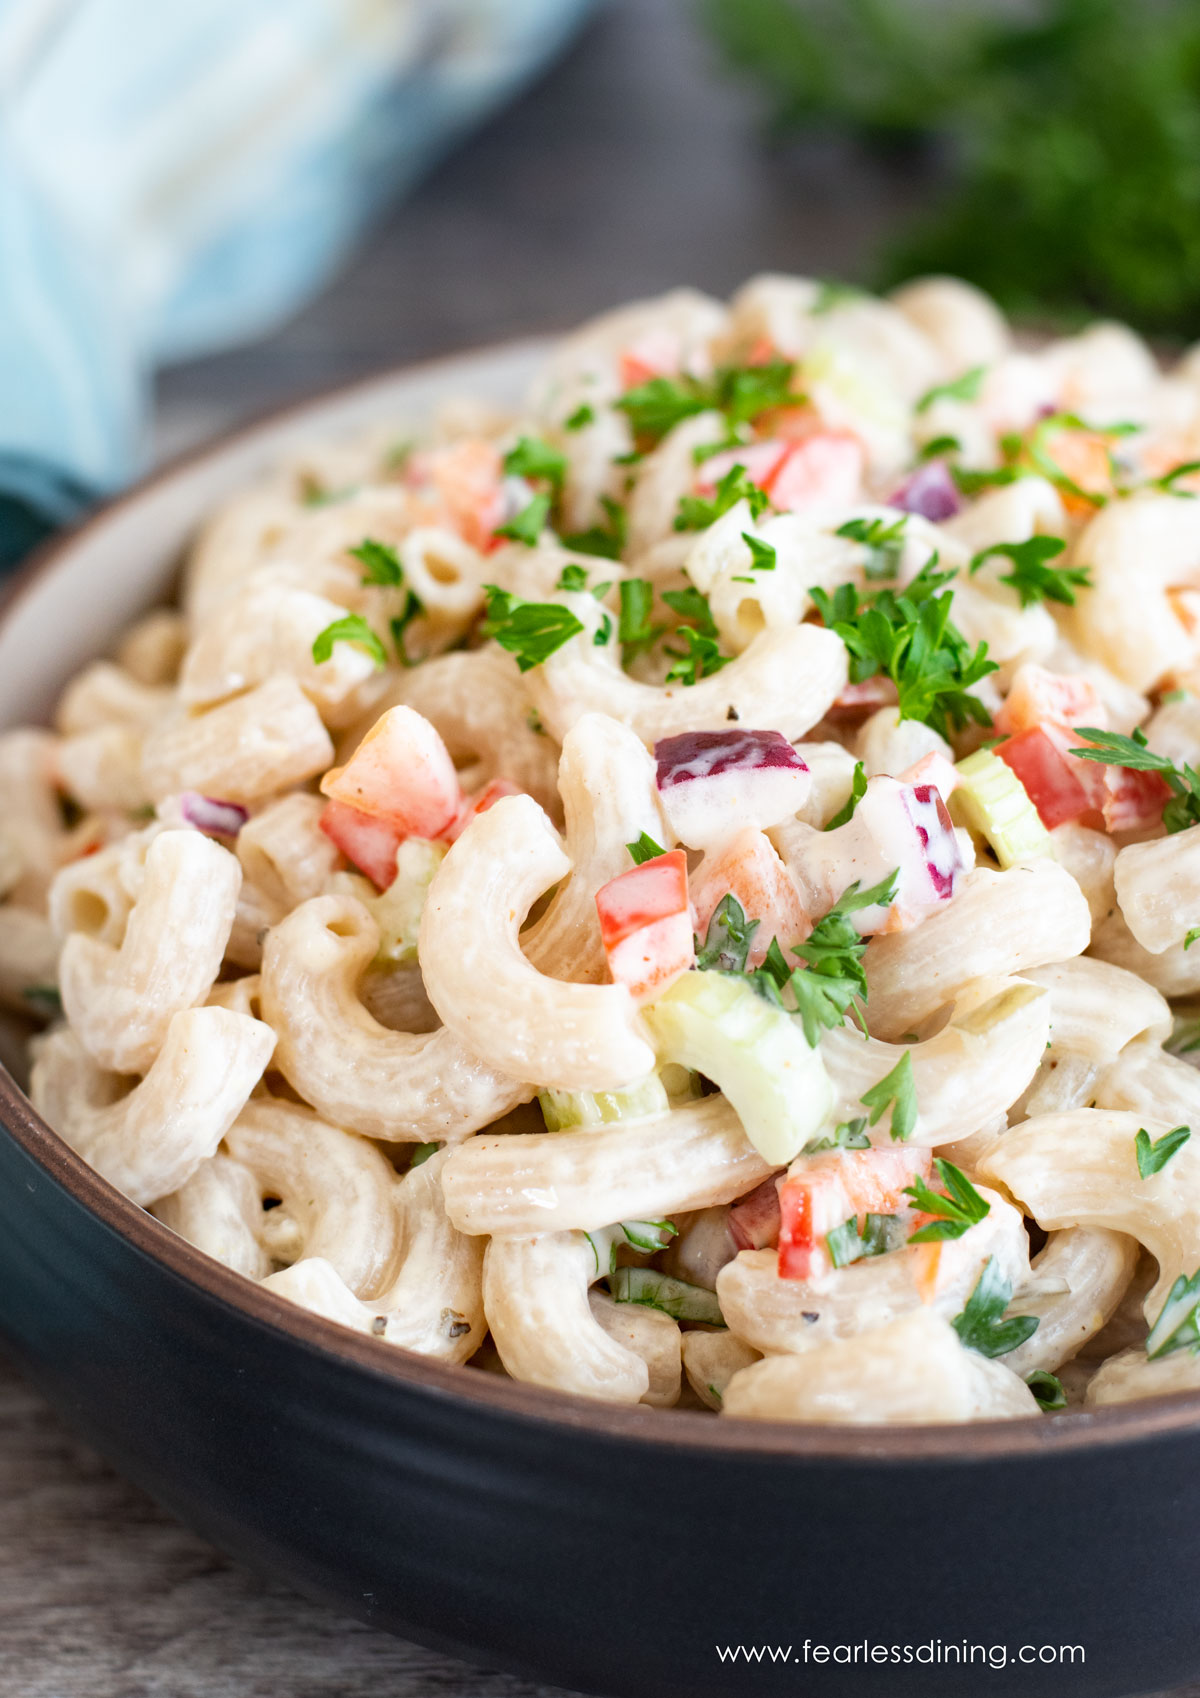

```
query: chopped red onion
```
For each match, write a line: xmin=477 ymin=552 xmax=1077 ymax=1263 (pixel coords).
xmin=180 ymin=792 xmax=249 ymax=836
xmin=888 ymin=459 xmax=962 ymax=522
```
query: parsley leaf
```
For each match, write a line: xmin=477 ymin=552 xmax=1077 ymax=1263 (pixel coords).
xmin=915 ymin=365 xmax=987 ymax=413
xmin=1147 ymin=1268 xmax=1200 ymax=1359
xmin=565 ymin=403 xmax=595 ymax=431
xmin=1187 ymin=928 xmax=1200 ymax=951
xmin=480 ymin=585 xmax=583 ymax=672
xmin=742 ymin=531 xmax=777 ymax=571
xmin=826 ymin=1211 xmax=903 ymax=1268
xmin=836 ymin=514 xmax=907 ymax=581
xmin=860 ymin=1050 xmax=918 ymax=1143
xmin=969 ymin=535 xmax=1091 ymax=608
xmin=562 ymin=495 xmax=627 ymax=560
xmin=664 ymin=627 xmax=731 ymax=685
xmin=1135 ymin=1124 xmax=1191 ymax=1179
xmin=675 ymin=462 xmax=770 ymax=531
xmin=347 ymin=537 xmax=425 ymax=664
xmin=1155 ymin=458 xmax=1200 ymax=495
xmin=618 ymin=578 xmax=665 ymax=662
xmin=349 ymin=537 xmax=404 ymax=585
xmin=503 ymin=435 xmax=567 ymax=494
xmin=556 ymin=564 xmax=589 ymax=593
xmin=1027 ymin=1370 xmax=1067 ymax=1411
xmin=696 ymin=893 xmax=760 ymax=973
xmin=917 ymin=433 xmax=963 ymax=461
xmin=802 ymin=1116 xmax=872 ymax=1154
xmin=627 ymin=831 xmax=666 ymax=866
xmin=494 ymin=493 xmax=552 ymax=546
xmin=952 ymin=1257 xmax=1039 ymax=1359
xmin=905 ymin=1158 xmax=989 ymax=1240
xmin=616 ymin=376 xmax=714 ymax=442
xmin=717 ymin=357 xmax=797 ymax=427
xmin=311 ymin=615 xmax=387 ymax=670
xmin=810 ymin=570 xmax=996 ymax=739
xmin=823 ymin=759 xmax=867 ymax=830
xmin=812 ymin=279 xmax=867 ymax=314
xmin=1069 ymin=727 xmax=1197 ymax=833
xmin=788 ymin=870 xmax=899 ymax=1045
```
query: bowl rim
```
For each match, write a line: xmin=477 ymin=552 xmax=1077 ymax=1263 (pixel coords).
xmin=4 ymin=342 xmax=1200 ymax=1464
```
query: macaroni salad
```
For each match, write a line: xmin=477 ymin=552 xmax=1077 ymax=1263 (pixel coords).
xmin=8 ymin=274 xmax=1200 ymax=1424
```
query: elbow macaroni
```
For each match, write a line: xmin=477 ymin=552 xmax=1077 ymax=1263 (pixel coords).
xmin=7 ymin=272 xmax=1200 ymax=1420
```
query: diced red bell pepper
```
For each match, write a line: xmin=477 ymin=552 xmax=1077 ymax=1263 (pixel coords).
xmin=443 ymin=777 xmax=521 ymax=844
xmin=777 ymin=1146 xmax=931 ymax=1281
xmin=766 ymin=432 xmax=865 ymax=512
xmin=619 ymin=328 xmax=682 ymax=390
xmin=595 ymin=849 xmax=693 ymax=1003
xmin=994 ymin=726 xmax=1096 ymax=831
xmin=321 ymin=706 xmax=462 ymax=839
xmin=319 ymin=798 xmax=406 ymax=892
xmin=993 ymin=664 xmax=1105 ymax=739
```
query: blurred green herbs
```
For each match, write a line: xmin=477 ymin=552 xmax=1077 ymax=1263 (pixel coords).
xmin=698 ymin=0 xmax=1200 ymax=335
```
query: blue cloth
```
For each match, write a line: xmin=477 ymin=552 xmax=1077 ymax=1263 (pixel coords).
xmin=0 ymin=0 xmax=595 ymax=566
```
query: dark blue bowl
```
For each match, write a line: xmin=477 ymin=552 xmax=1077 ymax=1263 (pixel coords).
xmin=2 ymin=1068 xmax=1199 ymax=1698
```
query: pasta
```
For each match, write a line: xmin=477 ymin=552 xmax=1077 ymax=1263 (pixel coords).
xmin=9 ymin=271 xmax=1200 ymax=1423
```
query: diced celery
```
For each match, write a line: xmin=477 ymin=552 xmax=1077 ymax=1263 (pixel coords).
xmin=642 ymin=970 xmax=833 ymax=1166
xmin=951 ymin=748 xmax=1053 ymax=869
xmin=369 ymin=838 xmax=447 ymax=964
xmin=539 ymin=1072 xmax=671 ymax=1132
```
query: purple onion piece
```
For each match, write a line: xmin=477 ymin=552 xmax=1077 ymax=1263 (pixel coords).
xmin=888 ymin=459 xmax=963 ymax=523
xmin=180 ymin=792 xmax=249 ymax=837
xmin=654 ymin=729 xmax=809 ymax=789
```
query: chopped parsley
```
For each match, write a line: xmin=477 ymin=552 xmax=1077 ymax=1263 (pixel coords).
xmin=348 ymin=537 xmax=403 ymax=584
xmin=812 ymin=279 xmax=867 ymax=314
xmin=675 ymin=462 xmax=771 ymax=532
xmin=494 ymin=492 xmax=552 ymax=546
xmin=1069 ymin=726 xmax=1196 ymax=833
xmin=802 ymin=1116 xmax=872 ymax=1154
xmin=565 ymin=402 xmax=595 ymax=431
xmin=662 ymin=584 xmax=730 ymax=685
xmin=823 ymin=760 xmax=867 ymax=831
xmin=480 ymin=585 xmax=583 ymax=671
xmin=951 ymin=1257 xmax=1039 ymax=1359
xmin=1026 ymin=1370 xmax=1067 ymax=1411
xmin=311 ymin=614 xmax=388 ymax=670
xmin=787 ymin=870 xmax=899 ymax=1045
xmin=969 ymin=535 xmax=1092 ymax=608
xmin=915 ymin=365 xmax=987 ymax=413
xmin=503 ymin=435 xmax=567 ymax=495
xmin=809 ymin=563 xmax=997 ymax=739
xmin=627 ymin=831 xmax=667 ymax=866
xmin=742 ymin=531 xmax=777 ymax=571
xmin=563 ymin=495 xmax=627 ymax=560
xmin=609 ymin=1266 xmax=725 ymax=1326
xmin=826 ymin=1211 xmax=904 ymax=1269
xmin=1186 ymin=928 xmax=1200 ymax=951
xmin=1135 ymin=1124 xmax=1190 ymax=1179
xmin=951 ymin=464 xmax=1030 ymax=495
xmin=616 ymin=358 xmax=799 ymax=450
xmin=696 ymin=893 xmax=760 ymax=974
xmin=917 ymin=434 xmax=963 ymax=461
xmin=1155 ymin=458 xmax=1200 ymax=495
xmin=23 ymin=984 xmax=62 ymax=1018
xmin=860 ymin=1050 xmax=918 ymax=1143
xmin=836 ymin=514 xmax=907 ymax=581
xmin=905 ymin=1158 xmax=990 ymax=1240
xmin=346 ymin=538 xmax=425 ymax=664
xmin=1147 ymin=1269 xmax=1200 ymax=1359
xmin=618 ymin=577 xmax=665 ymax=662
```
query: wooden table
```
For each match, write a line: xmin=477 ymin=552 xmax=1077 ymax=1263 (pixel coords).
xmin=5 ymin=2 xmax=1196 ymax=1692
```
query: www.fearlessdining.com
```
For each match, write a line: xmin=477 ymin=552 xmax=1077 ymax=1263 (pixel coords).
xmin=716 ymin=1642 xmax=1085 ymax=1670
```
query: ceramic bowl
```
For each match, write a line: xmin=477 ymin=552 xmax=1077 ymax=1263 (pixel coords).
xmin=1 ymin=344 xmax=1198 ymax=1698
